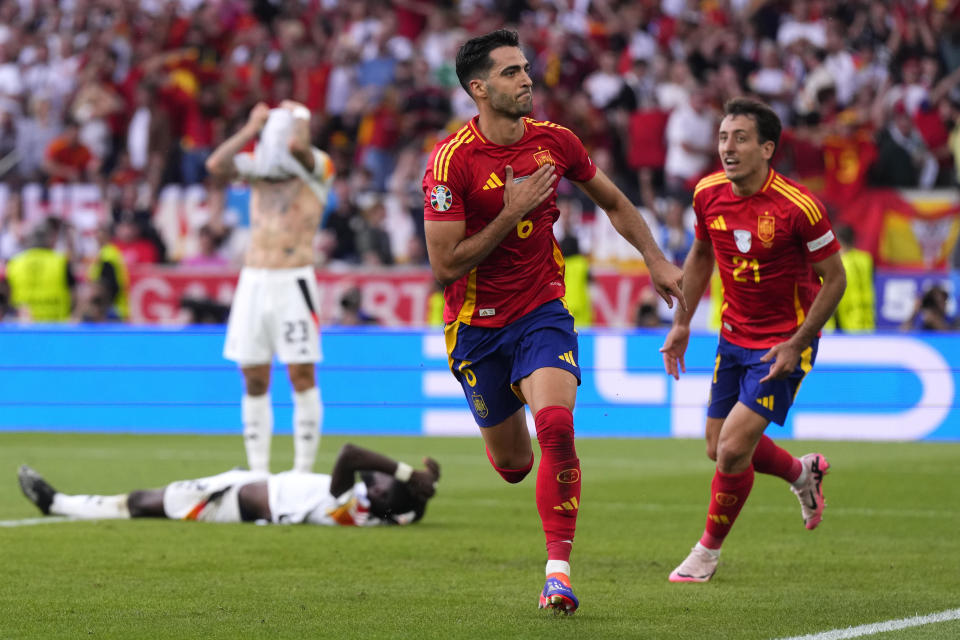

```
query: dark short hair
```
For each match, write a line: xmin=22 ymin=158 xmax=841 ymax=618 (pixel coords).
xmin=455 ymin=29 xmax=520 ymax=96
xmin=921 ymin=284 xmax=948 ymax=310
xmin=723 ymin=98 xmax=782 ymax=155
xmin=360 ymin=472 xmax=431 ymax=524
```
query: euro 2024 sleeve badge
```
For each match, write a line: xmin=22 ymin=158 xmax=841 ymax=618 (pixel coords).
xmin=430 ymin=184 xmax=453 ymax=212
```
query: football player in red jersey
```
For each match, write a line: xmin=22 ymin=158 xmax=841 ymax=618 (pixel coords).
xmin=422 ymin=30 xmax=684 ymax=614
xmin=660 ymin=98 xmax=847 ymax=582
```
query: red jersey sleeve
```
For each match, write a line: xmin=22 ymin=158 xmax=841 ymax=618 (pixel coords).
xmin=558 ymin=127 xmax=597 ymax=183
xmin=792 ymin=190 xmax=841 ymax=262
xmin=692 ymin=172 xmax=727 ymax=241
xmin=423 ymin=141 xmax=466 ymax=222
xmin=693 ymin=192 xmax=709 ymax=241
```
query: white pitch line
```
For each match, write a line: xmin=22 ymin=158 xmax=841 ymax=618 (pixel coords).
xmin=774 ymin=608 xmax=960 ymax=640
xmin=0 ymin=516 xmax=78 ymax=527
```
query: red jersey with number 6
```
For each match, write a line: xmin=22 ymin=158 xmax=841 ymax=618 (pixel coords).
xmin=423 ymin=116 xmax=597 ymax=327
xmin=693 ymin=168 xmax=841 ymax=348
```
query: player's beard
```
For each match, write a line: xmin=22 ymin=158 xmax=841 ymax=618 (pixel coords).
xmin=489 ymin=86 xmax=533 ymax=119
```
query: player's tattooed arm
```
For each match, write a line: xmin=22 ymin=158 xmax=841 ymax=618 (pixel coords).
xmin=280 ymin=100 xmax=315 ymax=172
xmin=206 ymin=102 xmax=270 ymax=178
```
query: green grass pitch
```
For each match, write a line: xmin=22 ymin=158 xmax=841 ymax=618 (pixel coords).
xmin=1 ymin=433 xmax=958 ymax=639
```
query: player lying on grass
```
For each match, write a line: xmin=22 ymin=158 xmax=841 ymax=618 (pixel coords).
xmin=18 ymin=443 xmax=440 ymax=527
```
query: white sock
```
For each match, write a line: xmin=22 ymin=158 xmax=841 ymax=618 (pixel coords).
xmin=695 ymin=541 xmax=721 ymax=558
xmin=243 ymin=393 xmax=273 ymax=473
xmin=51 ymin=493 xmax=130 ymax=519
xmin=292 ymin=386 xmax=322 ymax=473
xmin=792 ymin=463 xmax=809 ymax=488
xmin=545 ymin=560 xmax=571 ymax=577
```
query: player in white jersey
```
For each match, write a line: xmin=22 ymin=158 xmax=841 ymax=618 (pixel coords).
xmin=18 ymin=444 xmax=440 ymax=527
xmin=206 ymin=100 xmax=335 ymax=474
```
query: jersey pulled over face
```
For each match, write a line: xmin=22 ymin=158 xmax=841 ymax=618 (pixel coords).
xmin=694 ymin=168 xmax=841 ymax=348
xmin=422 ymin=116 xmax=597 ymax=327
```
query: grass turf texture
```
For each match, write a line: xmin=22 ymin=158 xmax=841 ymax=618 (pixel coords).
xmin=1 ymin=433 xmax=958 ymax=640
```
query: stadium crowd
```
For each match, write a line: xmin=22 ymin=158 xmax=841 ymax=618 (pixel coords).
xmin=0 ymin=0 xmax=959 ymax=326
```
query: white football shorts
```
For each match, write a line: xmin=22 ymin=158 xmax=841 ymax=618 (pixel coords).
xmin=162 ymin=469 xmax=267 ymax=523
xmin=223 ymin=266 xmax=323 ymax=366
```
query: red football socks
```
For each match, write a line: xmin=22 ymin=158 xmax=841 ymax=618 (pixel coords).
xmin=485 ymin=446 xmax=534 ymax=484
xmin=699 ymin=466 xmax=755 ymax=550
xmin=535 ymin=406 xmax=580 ymax=563
xmin=752 ymin=434 xmax=802 ymax=483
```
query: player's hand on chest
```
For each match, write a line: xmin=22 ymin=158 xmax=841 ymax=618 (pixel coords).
xmin=468 ymin=153 xmax=560 ymax=218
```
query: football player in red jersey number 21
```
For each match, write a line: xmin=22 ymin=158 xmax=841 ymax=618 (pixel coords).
xmin=422 ymin=29 xmax=685 ymax=615
xmin=660 ymin=98 xmax=846 ymax=583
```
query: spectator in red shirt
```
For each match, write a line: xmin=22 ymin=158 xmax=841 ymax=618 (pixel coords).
xmin=177 ymin=84 xmax=224 ymax=185
xmin=110 ymin=183 xmax=165 ymax=267
xmin=292 ymin=46 xmax=331 ymax=115
xmin=776 ymin=114 xmax=826 ymax=192
xmin=627 ymin=102 xmax=669 ymax=212
xmin=911 ymin=63 xmax=960 ymax=184
xmin=42 ymin=117 xmax=99 ymax=184
xmin=113 ymin=210 xmax=160 ymax=268
xmin=358 ymin=88 xmax=401 ymax=192
xmin=822 ymin=121 xmax=878 ymax=207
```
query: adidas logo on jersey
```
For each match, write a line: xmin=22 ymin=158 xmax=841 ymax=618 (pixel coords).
xmin=482 ymin=172 xmax=505 ymax=190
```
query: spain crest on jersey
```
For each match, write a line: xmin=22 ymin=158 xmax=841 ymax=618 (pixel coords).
xmin=533 ymin=149 xmax=555 ymax=167
xmin=758 ymin=213 xmax=775 ymax=243
xmin=471 ymin=392 xmax=488 ymax=419
xmin=430 ymin=184 xmax=453 ymax=212
xmin=734 ymin=229 xmax=752 ymax=253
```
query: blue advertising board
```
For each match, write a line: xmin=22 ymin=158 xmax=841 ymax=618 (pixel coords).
xmin=874 ymin=270 xmax=958 ymax=329
xmin=1 ymin=325 xmax=958 ymax=441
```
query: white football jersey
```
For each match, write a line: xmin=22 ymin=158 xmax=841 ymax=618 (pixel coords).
xmin=269 ymin=473 xmax=375 ymax=526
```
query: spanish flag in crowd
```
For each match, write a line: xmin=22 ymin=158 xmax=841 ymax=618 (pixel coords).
xmin=838 ymin=190 xmax=960 ymax=271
